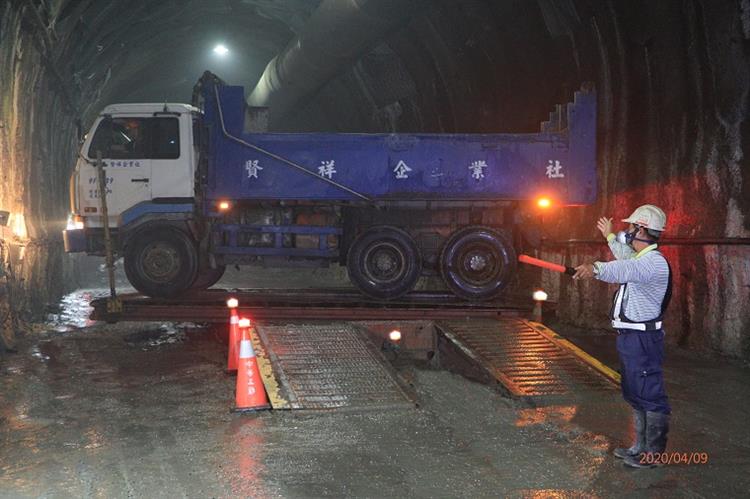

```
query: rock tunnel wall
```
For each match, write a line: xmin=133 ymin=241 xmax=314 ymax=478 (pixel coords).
xmin=534 ymin=0 xmax=750 ymax=360
xmin=288 ymin=0 xmax=750 ymax=359
xmin=1 ymin=0 xmax=748 ymax=360
xmin=0 ymin=0 xmax=294 ymax=328
xmin=0 ymin=1 xmax=82 ymax=324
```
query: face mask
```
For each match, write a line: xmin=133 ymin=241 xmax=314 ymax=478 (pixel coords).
xmin=616 ymin=228 xmax=638 ymax=245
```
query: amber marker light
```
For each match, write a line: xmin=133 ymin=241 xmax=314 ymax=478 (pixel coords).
xmin=533 ymin=290 xmax=548 ymax=302
xmin=218 ymin=200 xmax=231 ymax=211
xmin=536 ymin=197 xmax=552 ymax=209
xmin=388 ymin=330 xmax=402 ymax=342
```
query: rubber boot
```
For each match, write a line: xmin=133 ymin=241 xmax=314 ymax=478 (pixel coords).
xmin=614 ymin=410 xmax=646 ymax=459
xmin=624 ymin=411 xmax=669 ymax=468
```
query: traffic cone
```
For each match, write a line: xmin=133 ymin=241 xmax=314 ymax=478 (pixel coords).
xmin=226 ymin=298 xmax=240 ymax=372
xmin=233 ymin=321 xmax=270 ymax=412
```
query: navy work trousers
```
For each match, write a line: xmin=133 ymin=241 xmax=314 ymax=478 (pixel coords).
xmin=616 ymin=329 xmax=671 ymax=414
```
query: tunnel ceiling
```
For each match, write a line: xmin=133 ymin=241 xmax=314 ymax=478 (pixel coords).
xmin=16 ymin=1 xmax=748 ymax=140
xmin=7 ymin=0 xmax=603 ymax=130
xmin=44 ymin=0 xmax=319 ymax=112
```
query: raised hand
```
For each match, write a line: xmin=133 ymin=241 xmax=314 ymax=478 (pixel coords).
xmin=597 ymin=217 xmax=613 ymax=238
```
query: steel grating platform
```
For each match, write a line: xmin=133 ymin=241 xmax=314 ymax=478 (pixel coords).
xmin=253 ymin=322 xmax=414 ymax=411
xmin=437 ymin=318 xmax=618 ymax=398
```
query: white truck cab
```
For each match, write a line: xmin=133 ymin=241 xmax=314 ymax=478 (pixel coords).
xmin=70 ymin=103 xmax=199 ymax=229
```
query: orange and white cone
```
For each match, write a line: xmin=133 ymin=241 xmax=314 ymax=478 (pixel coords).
xmin=233 ymin=321 xmax=270 ymax=412
xmin=226 ymin=298 xmax=240 ymax=372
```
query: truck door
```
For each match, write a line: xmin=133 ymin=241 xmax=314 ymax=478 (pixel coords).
xmin=149 ymin=116 xmax=191 ymax=200
xmin=82 ymin=116 xmax=152 ymax=225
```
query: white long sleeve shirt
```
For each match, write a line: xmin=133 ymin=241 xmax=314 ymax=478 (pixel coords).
xmin=593 ymin=236 xmax=670 ymax=324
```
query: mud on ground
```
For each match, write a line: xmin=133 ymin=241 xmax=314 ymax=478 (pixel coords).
xmin=1 ymin=311 xmax=749 ymax=498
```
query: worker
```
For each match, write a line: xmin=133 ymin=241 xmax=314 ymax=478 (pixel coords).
xmin=121 ymin=119 xmax=142 ymax=154
xmin=572 ymin=204 xmax=671 ymax=469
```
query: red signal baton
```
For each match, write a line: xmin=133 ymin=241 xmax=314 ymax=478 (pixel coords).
xmin=518 ymin=254 xmax=576 ymax=276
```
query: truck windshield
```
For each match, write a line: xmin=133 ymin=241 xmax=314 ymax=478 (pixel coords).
xmin=88 ymin=117 xmax=180 ymax=160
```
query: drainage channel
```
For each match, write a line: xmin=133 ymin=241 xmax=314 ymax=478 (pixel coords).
xmin=436 ymin=318 xmax=619 ymax=399
xmin=252 ymin=322 xmax=415 ymax=411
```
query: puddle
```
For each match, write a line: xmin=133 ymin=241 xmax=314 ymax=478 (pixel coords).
xmin=124 ymin=323 xmax=187 ymax=350
xmin=45 ymin=289 xmax=108 ymax=331
xmin=30 ymin=345 xmax=50 ymax=363
xmin=515 ymin=405 xmax=577 ymax=428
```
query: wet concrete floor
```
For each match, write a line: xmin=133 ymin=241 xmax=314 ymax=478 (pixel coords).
xmin=1 ymin=295 xmax=749 ymax=497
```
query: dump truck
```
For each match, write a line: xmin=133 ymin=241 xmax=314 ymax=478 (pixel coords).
xmin=63 ymin=72 xmax=596 ymax=300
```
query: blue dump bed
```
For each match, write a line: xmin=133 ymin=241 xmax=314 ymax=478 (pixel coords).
xmin=199 ymin=80 xmax=596 ymax=205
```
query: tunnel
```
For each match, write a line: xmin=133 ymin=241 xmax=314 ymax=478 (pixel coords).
xmin=1 ymin=0 xmax=750 ymax=494
xmin=2 ymin=0 xmax=747 ymax=358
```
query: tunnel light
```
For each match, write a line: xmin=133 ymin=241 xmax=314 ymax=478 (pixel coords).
xmin=388 ymin=330 xmax=402 ymax=342
xmin=532 ymin=290 xmax=548 ymax=302
xmin=536 ymin=197 xmax=552 ymax=209
xmin=218 ymin=200 xmax=231 ymax=211
xmin=213 ymin=44 xmax=229 ymax=57
xmin=9 ymin=212 xmax=28 ymax=240
xmin=226 ymin=297 xmax=239 ymax=309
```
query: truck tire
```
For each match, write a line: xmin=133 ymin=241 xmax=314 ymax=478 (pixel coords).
xmin=124 ymin=226 xmax=199 ymax=298
xmin=347 ymin=226 xmax=422 ymax=300
xmin=440 ymin=226 xmax=516 ymax=301
xmin=191 ymin=265 xmax=226 ymax=290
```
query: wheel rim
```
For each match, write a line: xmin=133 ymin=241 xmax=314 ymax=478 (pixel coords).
xmin=141 ymin=242 xmax=181 ymax=283
xmin=455 ymin=242 xmax=500 ymax=286
xmin=362 ymin=241 xmax=407 ymax=285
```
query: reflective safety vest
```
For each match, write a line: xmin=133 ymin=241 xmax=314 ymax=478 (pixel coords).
xmin=610 ymin=252 xmax=672 ymax=331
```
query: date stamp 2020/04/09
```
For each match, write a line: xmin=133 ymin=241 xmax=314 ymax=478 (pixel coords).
xmin=640 ymin=452 xmax=709 ymax=465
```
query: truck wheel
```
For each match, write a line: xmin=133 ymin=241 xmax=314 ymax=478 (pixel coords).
xmin=191 ymin=265 xmax=226 ymax=290
xmin=124 ymin=226 xmax=198 ymax=298
xmin=347 ymin=226 xmax=422 ymax=300
xmin=440 ymin=226 xmax=516 ymax=301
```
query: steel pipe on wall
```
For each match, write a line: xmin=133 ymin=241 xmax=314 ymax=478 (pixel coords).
xmin=544 ymin=238 xmax=750 ymax=247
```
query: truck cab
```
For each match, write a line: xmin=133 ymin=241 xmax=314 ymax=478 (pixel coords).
xmin=67 ymin=103 xmax=199 ymax=235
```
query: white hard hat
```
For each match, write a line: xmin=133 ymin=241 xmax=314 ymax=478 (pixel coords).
xmin=622 ymin=204 xmax=667 ymax=232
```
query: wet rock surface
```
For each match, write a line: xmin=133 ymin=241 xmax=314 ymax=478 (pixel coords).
xmin=1 ymin=299 xmax=748 ymax=497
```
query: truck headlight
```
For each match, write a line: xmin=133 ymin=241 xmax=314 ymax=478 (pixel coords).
xmin=66 ymin=213 xmax=84 ymax=230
